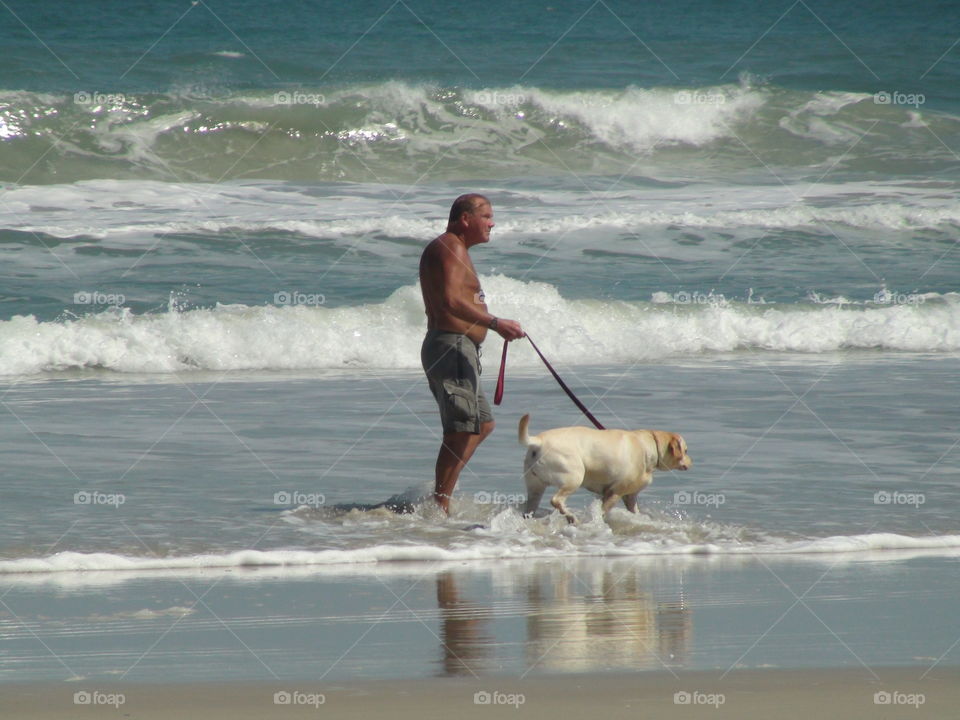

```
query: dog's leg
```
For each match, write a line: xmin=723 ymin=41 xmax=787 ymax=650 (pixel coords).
xmin=550 ymin=487 xmax=578 ymax=524
xmin=521 ymin=449 xmax=548 ymax=517
xmin=523 ymin=481 xmax=546 ymax=517
xmin=622 ymin=493 xmax=638 ymax=513
xmin=601 ymin=489 xmax=623 ymax=516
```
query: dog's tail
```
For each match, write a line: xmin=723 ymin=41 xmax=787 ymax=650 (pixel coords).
xmin=518 ymin=413 xmax=536 ymax=447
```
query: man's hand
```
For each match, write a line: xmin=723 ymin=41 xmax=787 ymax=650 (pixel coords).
xmin=492 ymin=317 xmax=525 ymax=341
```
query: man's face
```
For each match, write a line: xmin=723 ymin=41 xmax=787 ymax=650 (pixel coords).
xmin=465 ymin=202 xmax=494 ymax=244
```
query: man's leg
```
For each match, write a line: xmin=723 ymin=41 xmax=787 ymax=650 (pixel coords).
xmin=434 ymin=420 xmax=494 ymax=513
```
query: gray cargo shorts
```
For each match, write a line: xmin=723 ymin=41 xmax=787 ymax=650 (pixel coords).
xmin=421 ymin=330 xmax=493 ymax=435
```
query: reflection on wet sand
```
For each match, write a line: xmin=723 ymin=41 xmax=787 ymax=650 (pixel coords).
xmin=524 ymin=565 xmax=691 ymax=672
xmin=436 ymin=562 xmax=691 ymax=676
xmin=436 ymin=571 xmax=494 ymax=676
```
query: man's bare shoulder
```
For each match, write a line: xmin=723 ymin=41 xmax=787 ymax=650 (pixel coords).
xmin=422 ymin=232 xmax=468 ymax=265
xmin=426 ymin=232 xmax=466 ymax=254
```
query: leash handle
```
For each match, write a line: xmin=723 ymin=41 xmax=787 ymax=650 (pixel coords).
xmin=494 ymin=340 xmax=508 ymax=405
xmin=494 ymin=334 xmax=605 ymax=430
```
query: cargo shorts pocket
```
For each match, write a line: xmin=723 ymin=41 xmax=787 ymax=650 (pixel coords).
xmin=442 ymin=381 xmax=477 ymax=425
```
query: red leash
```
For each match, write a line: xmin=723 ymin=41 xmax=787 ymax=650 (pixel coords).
xmin=494 ymin=335 xmax=606 ymax=430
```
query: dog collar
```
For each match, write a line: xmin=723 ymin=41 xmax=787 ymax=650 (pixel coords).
xmin=650 ymin=430 xmax=663 ymax=469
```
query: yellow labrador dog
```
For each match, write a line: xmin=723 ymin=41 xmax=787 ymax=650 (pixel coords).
xmin=519 ymin=413 xmax=691 ymax=524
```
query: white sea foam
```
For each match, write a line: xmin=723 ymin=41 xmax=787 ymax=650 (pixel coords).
xmin=1 ymin=277 xmax=958 ymax=376
xmin=4 ymin=178 xmax=959 ymax=243
xmin=778 ymin=91 xmax=874 ymax=145
xmin=511 ymin=83 xmax=767 ymax=152
xmin=2 ymin=531 xmax=960 ymax=576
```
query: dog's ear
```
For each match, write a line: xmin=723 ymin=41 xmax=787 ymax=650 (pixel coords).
xmin=669 ymin=435 xmax=684 ymax=460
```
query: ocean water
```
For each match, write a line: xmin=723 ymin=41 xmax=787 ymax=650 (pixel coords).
xmin=1 ymin=0 xmax=959 ymax=684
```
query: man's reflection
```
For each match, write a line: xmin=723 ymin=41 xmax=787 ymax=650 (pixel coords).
xmin=436 ymin=570 xmax=493 ymax=676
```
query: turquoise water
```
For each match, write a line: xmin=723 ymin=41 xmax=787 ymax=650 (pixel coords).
xmin=4 ymin=0 xmax=958 ymax=102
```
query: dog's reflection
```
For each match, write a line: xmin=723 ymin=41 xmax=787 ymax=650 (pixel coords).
xmin=524 ymin=566 xmax=691 ymax=672
xmin=435 ymin=564 xmax=691 ymax=676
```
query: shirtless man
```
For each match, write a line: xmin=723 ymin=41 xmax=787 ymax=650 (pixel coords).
xmin=419 ymin=194 xmax=525 ymax=513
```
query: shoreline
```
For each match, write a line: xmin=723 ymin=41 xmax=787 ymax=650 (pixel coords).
xmin=3 ymin=667 xmax=954 ymax=719
xmin=3 ymin=555 xmax=959 ymax=685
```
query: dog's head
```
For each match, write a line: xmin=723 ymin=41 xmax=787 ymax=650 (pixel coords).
xmin=658 ymin=432 xmax=692 ymax=472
